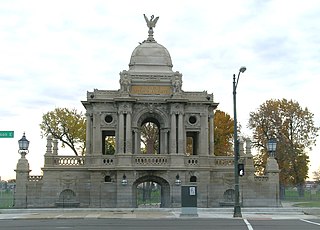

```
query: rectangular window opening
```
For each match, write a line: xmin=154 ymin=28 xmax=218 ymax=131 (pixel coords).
xmin=102 ymin=130 xmax=116 ymax=155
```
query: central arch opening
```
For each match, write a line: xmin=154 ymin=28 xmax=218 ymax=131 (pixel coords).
xmin=137 ymin=182 xmax=161 ymax=207
xmin=141 ymin=118 xmax=160 ymax=154
xmin=132 ymin=175 xmax=170 ymax=208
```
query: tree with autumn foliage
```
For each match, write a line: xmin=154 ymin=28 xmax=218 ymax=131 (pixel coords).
xmin=313 ymin=167 xmax=320 ymax=184
xmin=141 ymin=122 xmax=159 ymax=154
xmin=40 ymin=108 xmax=86 ymax=156
xmin=214 ymin=110 xmax=234 ymax=156
xmin=248 ymin=99 xmax=319 ymax=197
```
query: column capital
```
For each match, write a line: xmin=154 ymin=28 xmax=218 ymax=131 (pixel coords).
xmin=118 ymin=102 xmax=132 ymax=114
xmin=170 ymin=103 xmax=184 ymax=112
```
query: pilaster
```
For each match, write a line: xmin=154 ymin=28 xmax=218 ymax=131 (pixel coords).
xmin=209 ymin=113 xmax=214 ymax=155
xmin=170 ymin=112 xmax=177 ymax=154
xmin=177 ymin=113 xmax=184 ymax=154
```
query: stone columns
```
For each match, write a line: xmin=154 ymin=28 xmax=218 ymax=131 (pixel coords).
xmin=170 ymin=104 xmax=185 ymax=154
xmin=209 ymin=113 xmax=214 ymax=155
xmin=118 ymin=112 xmax=125 ymax=153
xmin=133 ymin=129 xmax=141 ymax=154
xmin=160 ymin=129 xmax=169 ymax=154
xmin=125 ymin=112 xmax=132 ymax=154
xmin=170 ymin=113 xmax=177 ymax=154
xmin=118 ymin=103 xmax=132 ymax=154
xmin=85 ymin=112 xmax=92 ymax=155
xmin=199 ymin=112 xmax=209 ymax=155
xmin=162 ymin=129 xmax=169 ymax=154
xmin=177 ymin=113 xmax=184 ymax=154
xmin=92 ymin=113 xmax=99 ymax=155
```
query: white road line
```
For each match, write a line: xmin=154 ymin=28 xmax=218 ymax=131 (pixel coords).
xmin=243 ymin=219 xmax=254 ymax=230
xmin=300 ymin=219 xmax=320 ymax=226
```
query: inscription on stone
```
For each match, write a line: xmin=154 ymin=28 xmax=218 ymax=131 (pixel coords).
xmin=131 ymin=85 xmax=172 ymax=95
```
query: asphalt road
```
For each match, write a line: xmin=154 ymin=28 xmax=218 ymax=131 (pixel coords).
xmin=1 ymin=218 xmax=320 ymax=230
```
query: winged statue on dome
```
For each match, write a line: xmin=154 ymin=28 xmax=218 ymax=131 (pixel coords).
xmin=143 ymin=14 xmax=159 ymax=41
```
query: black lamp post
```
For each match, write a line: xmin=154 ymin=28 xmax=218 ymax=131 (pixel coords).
xmin=233 ymin=66 xmax=246 ymax=218
xmin=18 ymin=132 xmax=30 ymax=157
xmin=267 ymin=138 xmax=277 ymax=158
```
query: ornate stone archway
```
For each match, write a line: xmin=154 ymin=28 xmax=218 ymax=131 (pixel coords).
xmin=56 ymin=189 xmax=79 ymax=208
xmin=132 ymin=107 xmax=170 ymax=155
xmin=132 ymin=175 xmax=170 ymax=208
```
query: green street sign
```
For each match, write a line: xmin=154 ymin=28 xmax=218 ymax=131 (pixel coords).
xmin=0 ymin=131 xmax=14 ymax=138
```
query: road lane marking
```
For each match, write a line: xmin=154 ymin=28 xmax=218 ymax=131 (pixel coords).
xmin=243 ymin=219 xmax=254 ymax=230
xmin=300 ymin=219 xmax=320 ymax=226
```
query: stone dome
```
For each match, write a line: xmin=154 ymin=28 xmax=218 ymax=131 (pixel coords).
xmin=128 ymin=41 xmax=173 ymax=73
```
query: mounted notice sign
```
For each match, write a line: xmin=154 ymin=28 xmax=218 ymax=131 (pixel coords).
xmin=181 ymin=186 xmax=197 ymax=207
xmin=0 ymin=131 xmax=14 ymax=138
xmin=180 ymin=185 xmax=198 ymax=217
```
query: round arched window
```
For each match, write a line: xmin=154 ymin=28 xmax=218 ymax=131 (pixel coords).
xmin=105 ymin=115 xmax=113 ymax=123
xmin=189 ymin=116 xmax=197 ymax=124
xmin=104 ymin=175 xmax=112 ymax=182
xmin=190 ymin=176 xmax=197 ymax=182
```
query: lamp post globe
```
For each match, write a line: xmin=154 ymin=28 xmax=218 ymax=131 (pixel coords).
xmin=267 ymin=138 xmax=277 ymax=158
xmin=121 ymin=174 xmax=128 ymax=186
xmin=18 ymin=132 xmax=30 ymax=157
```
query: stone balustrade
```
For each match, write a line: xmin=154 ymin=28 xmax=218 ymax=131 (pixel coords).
xmin=134 ymin=155 xmax=169 ymax=166
xmin=28 ymin=175 xmax=43 ymax=181
xmin=102 ymin=156 xmax=115 ymax=166
xmin=185 ymin=157 xmax=199 ymax=166
xmin=53 ymin=156 xmax=85 ymax=166
xmin=254 ymin=176 xmax=269 ymax=182
xmin=214 ymin=157 xmax=234 ymax=167
xmin=44 ymin=154 xmax=256 ymax=169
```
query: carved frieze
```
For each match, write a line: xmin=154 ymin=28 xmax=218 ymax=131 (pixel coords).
xmin=131 ymin=85 xmax=172 ymax=95
xmin=60 ymin=173 xmax=77 ymax=189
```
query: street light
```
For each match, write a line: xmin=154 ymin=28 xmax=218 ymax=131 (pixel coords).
xmin=18 ymin=132 xmax=30 ymax=158
xmin=121 ymin=174 xmax=128 ymax=186
xmin=233 ymin=66 xmax=246 ymax=218
xmin=175 ymin=174 xmax=181 ymax=186
xmin=267 ymin=138 xmax=277 ymax=158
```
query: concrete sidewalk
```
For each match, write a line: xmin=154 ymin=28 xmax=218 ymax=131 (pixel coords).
xmin=1 ymin=203 xmax=319 ymax=220
xmin=0 ymin=208 xmax=320 ymax=219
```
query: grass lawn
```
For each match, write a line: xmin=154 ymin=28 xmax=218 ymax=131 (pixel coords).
xmin=292 ymin=201 xmax=320 ymax=207
xmin=0 ymin=190 xmax=14 ymax=208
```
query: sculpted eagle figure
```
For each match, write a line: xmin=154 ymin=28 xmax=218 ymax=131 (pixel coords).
xmin=143 ymin=14 xmax=159 ymax=29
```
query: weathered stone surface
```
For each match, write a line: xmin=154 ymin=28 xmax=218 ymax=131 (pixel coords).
xmin=15 ymin=15 xmax=279 ymax=208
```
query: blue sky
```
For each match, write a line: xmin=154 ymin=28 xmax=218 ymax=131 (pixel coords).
xmin=0 ymin=0 xmax=319 ymax=180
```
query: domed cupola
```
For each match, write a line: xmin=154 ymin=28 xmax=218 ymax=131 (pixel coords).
xmin=128 ymin=14 xmax=173 ymax=74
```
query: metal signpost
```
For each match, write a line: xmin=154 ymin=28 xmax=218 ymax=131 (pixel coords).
xmin=0 ymin=131 xmax=14 ymax=138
